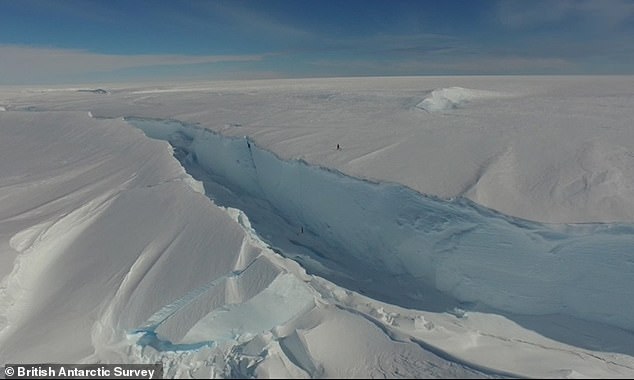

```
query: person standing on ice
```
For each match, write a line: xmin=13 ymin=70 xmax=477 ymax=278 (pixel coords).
xmin=336 ymin=143 xmax=341 ymax=150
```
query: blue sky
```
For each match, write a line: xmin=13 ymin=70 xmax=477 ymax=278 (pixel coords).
xmin=1 ymin=0 xmax=633 ymax=84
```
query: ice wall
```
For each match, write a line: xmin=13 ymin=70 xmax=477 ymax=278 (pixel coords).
xmin=128 ymin=117 xmax=634 ymax=332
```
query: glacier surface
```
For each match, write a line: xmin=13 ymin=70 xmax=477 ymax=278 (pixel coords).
xmin=2 ymin=77 xmax=634 ymax=378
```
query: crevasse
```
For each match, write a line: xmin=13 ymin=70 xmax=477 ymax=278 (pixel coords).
xmin=126 ymin=117 xmax=634 ymax=332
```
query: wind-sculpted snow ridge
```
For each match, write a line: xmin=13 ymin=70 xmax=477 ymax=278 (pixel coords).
xmin=127 ymin=117 xmax=634 ymax=333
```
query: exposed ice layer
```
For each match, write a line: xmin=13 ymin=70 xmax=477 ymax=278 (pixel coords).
xmin=128 ymin=117 xmax=634 ymax=332
xmin=182 ymin=273 xmax=315 ymax=344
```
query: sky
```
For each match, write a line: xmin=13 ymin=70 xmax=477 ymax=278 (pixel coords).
xmin=0 ymin=0 xmax=633 ymax=84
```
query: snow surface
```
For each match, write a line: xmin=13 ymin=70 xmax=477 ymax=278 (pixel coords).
xmin=5 ymin=76 xmax=634 ymax=223
xmin=1 ymin=76 xmax=634 ymax=378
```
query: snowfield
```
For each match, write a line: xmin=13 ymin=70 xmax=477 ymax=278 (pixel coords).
xmin=1 ymin=76 xmax=634 ymax=378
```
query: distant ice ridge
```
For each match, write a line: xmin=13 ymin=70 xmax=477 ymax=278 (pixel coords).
xmin=416 ymin=87 xmax=503 ymax=112
xmin=128 ymin=117 xmax=634 ymax=332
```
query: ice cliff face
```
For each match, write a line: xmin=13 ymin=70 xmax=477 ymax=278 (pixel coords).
xmin=128 ymin=117 xmax=634 ymax=332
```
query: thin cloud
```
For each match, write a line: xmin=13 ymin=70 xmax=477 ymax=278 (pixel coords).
xmin=189 ymin=1 xmax=314 ymax=40
xmin=0 ymin=45 xmax=266 ymax=83
xmin=496 ymin=0 xmax=634 ymax=29
xmin=9 ymin=0 xmax=124 ymax=24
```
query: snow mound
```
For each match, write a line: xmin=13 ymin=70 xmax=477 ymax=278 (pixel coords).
xmin=467 ymin=142 xmax=634 ymax=223
xmin=417 ymin=87 xmax=502 ymax=112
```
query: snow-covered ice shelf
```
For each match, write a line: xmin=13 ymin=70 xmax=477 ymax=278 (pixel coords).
xmin=2 ymin=76 xmax=634 ymax=378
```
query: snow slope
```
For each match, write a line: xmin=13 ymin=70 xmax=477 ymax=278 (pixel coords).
xmin=1 ymin=76 xmax=634 ymax=378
